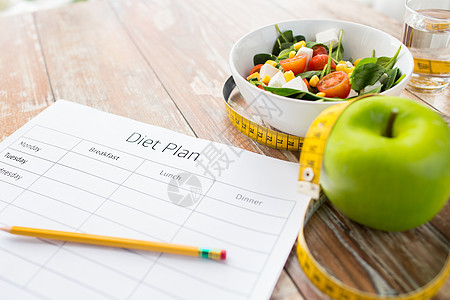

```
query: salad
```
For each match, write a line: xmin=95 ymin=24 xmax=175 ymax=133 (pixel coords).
xmin=247 ymin=25 xmax=405 ymax=101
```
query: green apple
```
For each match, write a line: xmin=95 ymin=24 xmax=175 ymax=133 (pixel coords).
xmin=320 ymin=96 xmax=450 ymax=231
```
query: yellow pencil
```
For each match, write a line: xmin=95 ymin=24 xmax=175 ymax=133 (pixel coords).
xmin=0 ymin=226 xmax=226 ymax=260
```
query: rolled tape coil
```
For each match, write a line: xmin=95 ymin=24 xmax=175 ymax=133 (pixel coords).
xmin=222 ymin=76 xmax=450 ymax=300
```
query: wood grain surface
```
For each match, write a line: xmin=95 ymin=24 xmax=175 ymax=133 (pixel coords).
xmin=35 ymin=1 xmax=194 ymax=136
xmin=0 ymin=13 xmax=52 ymax=141
xmin=0 ymin=0 xmax=449 ymax=299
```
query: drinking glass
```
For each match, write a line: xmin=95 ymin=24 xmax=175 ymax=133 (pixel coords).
xmin=402 ymin=0 xmax=450 ymax=91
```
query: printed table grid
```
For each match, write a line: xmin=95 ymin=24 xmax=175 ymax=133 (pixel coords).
xmin=0 ymin=124 xmax=298 ymax=300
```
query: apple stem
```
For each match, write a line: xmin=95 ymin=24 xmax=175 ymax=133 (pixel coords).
xmin=384 ymin=108 xmax=399 ymax=138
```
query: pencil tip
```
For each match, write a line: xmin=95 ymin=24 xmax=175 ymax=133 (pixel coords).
xmin=0 ymin=226 xmax=12 ymax=232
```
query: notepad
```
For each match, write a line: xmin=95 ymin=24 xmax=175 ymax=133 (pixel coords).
xmin=0 ymin=100 xmax=309 ymax=300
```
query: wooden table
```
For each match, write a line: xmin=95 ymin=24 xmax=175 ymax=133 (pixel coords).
xmin=1 ymin=0 xmax=449 ymax=299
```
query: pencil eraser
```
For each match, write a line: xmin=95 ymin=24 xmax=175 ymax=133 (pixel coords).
xmin=220 ymin=250 xmax=227 ymax=260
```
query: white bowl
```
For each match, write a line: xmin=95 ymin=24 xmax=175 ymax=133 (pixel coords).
xmin=229 ymin=19 xmax=414 ymax=137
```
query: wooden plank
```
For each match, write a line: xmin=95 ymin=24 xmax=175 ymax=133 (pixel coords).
xmin=109 ymin=0 xmax=291 ymax=160
xmin=33 ymin=1 xmax=194 ymax=136
xmin=0 ymin=13 xmax=53 ymax=141
xmin=189 ymin=0 xmax=294 ymax=42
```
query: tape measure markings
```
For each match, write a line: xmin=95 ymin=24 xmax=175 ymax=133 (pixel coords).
xmin=425 ymin=20 xmax=449 ymax=32
xmin=413 ymin=58 xmax=450 ymax=75
xmin=421 ymin=19 xmax=449 ymax=75
xmin=223 ymin=81 xmax=304 ymax=152
xmin=222 ymin=76 xmax=449 ymax=300
xmin=298 ymin=100 xmax=356 ymax=199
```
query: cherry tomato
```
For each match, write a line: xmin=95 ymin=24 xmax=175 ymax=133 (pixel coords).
xmin=312 ymin=45 xmax=328 ymax=56
xmin=303 ymin=78 xmax=310 ymax=90
xmin=249 ymin=64 xmax=263 ymax=76
xmin=279 ymin=55 xmax=307 ymax=75
xmin=308 ymin=54 xmax=336 ymax=71
xmin=316 ymin=71 xmax=351 ymax=99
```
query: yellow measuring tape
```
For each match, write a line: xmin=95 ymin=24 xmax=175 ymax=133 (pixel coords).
xmin=412 ymin=20 xmax=449 ymax=76
xmin=222 ymin=76 xmax=450 ymax=300
xmin=297 ymin=99 xmax=355 ymax=199
xmin=425 ymin=20 xmax=449 ymax=33
xmin=413 ymin=58 xmax=450 ymax=76
xmin=223 ymin=81 xmax=305 ymax=152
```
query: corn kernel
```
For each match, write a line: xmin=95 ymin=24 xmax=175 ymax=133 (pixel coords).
xmin=354 ymin=58 xmax=362 ymax=66
xmin=284 ymin=71 xmax=295 ymax=82
xmin=262 ymin=75 xmax=271 ymax=85
xmin=336 ymin=64 xmax=347 ymax=72
xmin=247 ymin=72 xmax=260 ymax=81
xmin=316 ymin=92 xmax=326 ymax=97
xmin=344 ymin=66 xmax=354 ymax=75
xmin=265 ymin=60 xmax=277 ymax=67
xmin=339 ymin=61 xmax=346 ymax=64
xmin=309 ymin=75 xmax=320 ymax=87
xmin=294 ymin=41 xmax=306 ymax=50
xmin=289 ymin=51 xmax=296 ymax=59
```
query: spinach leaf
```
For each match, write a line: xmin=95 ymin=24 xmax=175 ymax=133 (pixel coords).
xmin=326 ymin=41 xmax=334 ymax=75
xmin=280 ymin=42 xmax=293 ymax=52
xmin=296 ymin=90 xmax=348 ymax=101
xmin=278 ymin=40 xmax=306 ymax=60
xmin=272 ymin=25 xmax=295 ymax=55
xmin=253 ymin=53 xmax=277 ymax=65
xmin=360 ymin=85 xmax=382 ymax=95
xmin=248 ymin=79 xmax=263 ymax=87
xmin=374 ymin=46 xmax=401 ymax=69
xmin=299 ymin=70 xmax=322 ymax=79
xmin=320 ymin=41 xmax=334 ymax=78
xmin=262 ymin=86 xmax=306 ymax=98
xmin=380 ymin=45 xmax=401 ymax=70
xmin=272 ymin=40 xmax=282 ymax=56
xmin=376 ymin=56 xmax=392 ymax=67
xmin=293 ymin=35 xmax=306 ymax=42
xmin=262 ymin=85 xmax=345 ymax=102
xmin=355 ymin=57 xmax=377 ymax=68
xmin=305 ymin=42 xmax=328 ymax=51
xmin=381 ymin=68 xmax=399 ymax=92
xmin=349 ymin=45 xmax=402 ymax=92
xmin=277 ymin=48 xmax=292 ymax=60
xmin=394 ymin=73 xmax=406 ymax=86
xmin=331 ymin=30 xmax=344 ymax=63
xmin=278 ymin=44 xmax=299 ymax=60
xmin=350 ymin=63 xmax=385 ymax=92
xmin=280 ymin=30 xmax=294 ymax=43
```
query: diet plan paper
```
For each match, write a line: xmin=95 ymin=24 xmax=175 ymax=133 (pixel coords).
xmin=0 ymin=100 xmax=309 ymax=300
